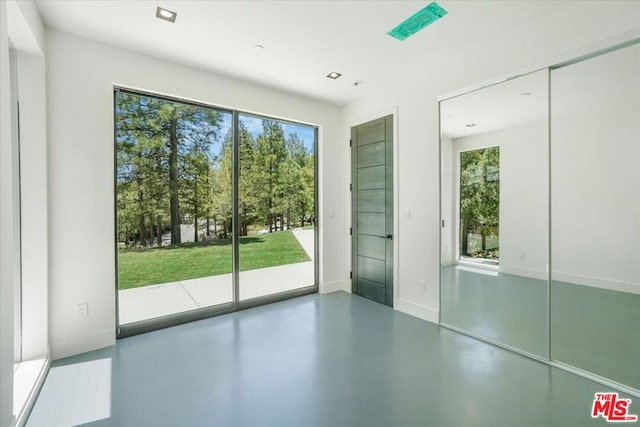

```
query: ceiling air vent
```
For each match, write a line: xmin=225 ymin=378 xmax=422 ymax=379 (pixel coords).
xmin=387 ymin=2 xmax=447 ymax=41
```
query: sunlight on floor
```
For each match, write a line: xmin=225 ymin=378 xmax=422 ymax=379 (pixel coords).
xmin=26 ymin=358 xmax=112 ymax=427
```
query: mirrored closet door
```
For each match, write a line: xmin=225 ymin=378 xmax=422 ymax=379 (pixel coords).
xmin=439 ymin=40 xmax=640 ymax=394
xmin=440 ymin=69 xmax=550 ymax=359
xmin=549 ymin=42 xmax=640 ymax=391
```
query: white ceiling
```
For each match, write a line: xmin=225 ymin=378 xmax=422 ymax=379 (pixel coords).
xmin=440 ymin=69 xmax=548 ymax=139
xmin=34 ymin=1 xmax=639 ymax=106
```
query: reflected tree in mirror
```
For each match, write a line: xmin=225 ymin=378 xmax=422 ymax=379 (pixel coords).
xmin=459 ymin=146 xmax=499 ymax=264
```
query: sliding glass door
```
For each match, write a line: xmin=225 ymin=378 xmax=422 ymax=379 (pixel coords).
xmin=115 ymin=91 xmax=233 ymax=328
xmin=115 ymin=89 xmax=317 ymax=335
xmin=238 ymin=114 xmax=316 ymax=301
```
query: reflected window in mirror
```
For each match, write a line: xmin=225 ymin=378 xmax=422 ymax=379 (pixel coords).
xmin=459 ymin=146 xmax=499 ymax=266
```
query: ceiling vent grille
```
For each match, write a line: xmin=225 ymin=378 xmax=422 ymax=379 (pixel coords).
xmin=387 ymin=2 xmax=447 ymax=41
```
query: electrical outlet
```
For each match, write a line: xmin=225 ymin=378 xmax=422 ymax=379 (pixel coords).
xmin=419 ymin=280 xmax=426 ymax=294
xmin=77 ymin=303 xmax=89 ymax=318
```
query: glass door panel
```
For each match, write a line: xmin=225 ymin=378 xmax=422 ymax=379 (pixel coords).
xmin=115 ymin=91 xmax=233 ymax=326
xmin=237 ymin=113 xmax=316 ymax=301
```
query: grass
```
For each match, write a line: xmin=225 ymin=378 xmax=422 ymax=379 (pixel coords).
xmin=117 ymin=230 xmax=310 ymax=289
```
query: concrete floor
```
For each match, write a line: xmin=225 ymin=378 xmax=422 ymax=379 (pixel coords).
xmin=440 ymin=265 xmax=548 ymax=358
xmin=27 ymin=292 xmax=633 ymax=427
xmin=441 ymin=265 xmax=640 ymax=390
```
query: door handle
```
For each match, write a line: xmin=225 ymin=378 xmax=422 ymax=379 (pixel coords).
xmin=380 ymin=234 xmax=393 ymax=240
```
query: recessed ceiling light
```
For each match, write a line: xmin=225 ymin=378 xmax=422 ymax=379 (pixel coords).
xmin=156 ymin=6 xmax=177 ymax=23
xmin=465 ymin=123 xmax=476 ymax=128
xmin=326 ymin=72 xmax=342 ymax=80
xmin=255 ymin=44 xmax=265 ymax=50
xmin=351 ymin=81 xmax=363 ymax=87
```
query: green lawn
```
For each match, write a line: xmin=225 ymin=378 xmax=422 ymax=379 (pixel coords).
xmin=118 ymin=230 xmax=310 ymax=289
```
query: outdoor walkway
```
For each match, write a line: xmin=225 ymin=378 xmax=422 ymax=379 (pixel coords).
xmin=118 ymin=229 xmax=315 ymax=324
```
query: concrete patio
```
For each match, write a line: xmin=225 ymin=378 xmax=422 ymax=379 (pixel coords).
xmin=118 ymin=229 xmax=315 ymax=324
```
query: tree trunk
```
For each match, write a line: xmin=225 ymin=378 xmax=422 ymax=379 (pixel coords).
xmin=461 ymin=218 xmax=468 ymax=256
xmin=286 ymin=208 xmax=290 ymax=230
xmin=137 ymin=192 xmax=146 ymax=245
xmin=241 ymin=211 xmax=247 ymax=236
xmin=169 ymin=116 xmax=181 ymax=245
xmin=156 ymin=217 xmax=162 ymax=246
xmin=137 ymin=162 xmax=146 ymax=244
xmin=269 ymin=154 xmax=274 ymax=232
xmin=206 ymin=216 xmax=210 ymax=236
xmin=193 ymin=177 xmax=199 ymax=242
xmin=134 ymin=97 xmax=146 ymax=245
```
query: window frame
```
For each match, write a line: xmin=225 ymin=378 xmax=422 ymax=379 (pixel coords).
xmin=113 ymin=87 xmax=320 ymax=338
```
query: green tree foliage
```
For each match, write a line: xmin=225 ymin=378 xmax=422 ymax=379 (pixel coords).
xmin=284 ymin=133 xmax=314 ymax=228
xmin=211 ymin=130 xmax=233 ymax=238
xmin=116 ymin=92 xmax=222 ymax=246
xmin=252 ymin=120 xmax=288 ymax=232
xmin=116 ymin=94 xmax=316 ymax=249
xmin=459 ymin=146 xmax=500 ymax=259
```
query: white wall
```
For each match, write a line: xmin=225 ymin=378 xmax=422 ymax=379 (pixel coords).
xmin=46 ymin=29 xmax=344 ymax=359
xmin=2 ymin=0 xmax=49 ymax=424
xmin=551 ymin=43 xmax=640 ymax=294
xmin=342 ymin=4 xmax=640 ymax=323
xmin=499 ymin=125 xmax=548 ymax=279
xmin=450 ymin=123 xmax=548 ymax=279
xmin=18 ymin=50 xmax=49 ymax=360
xmin=1 ymin=2 xmax=17 ymax=423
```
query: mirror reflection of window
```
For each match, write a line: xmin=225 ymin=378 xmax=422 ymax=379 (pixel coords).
xmin=459 ymin=147 xmax=500 ymax=265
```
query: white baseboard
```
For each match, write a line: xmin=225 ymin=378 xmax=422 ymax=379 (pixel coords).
xmin=50 ymin=329 xmax=115 ymax=360
xmin=553 ymin=271 xmax=640 ymax=295
xmin=499 ymin=265 xmax=547 ymax=281
xmin=395 ymin=298 xmax=439 ymax=323
xmin=320 ymin=280 xmax=350 ymax=294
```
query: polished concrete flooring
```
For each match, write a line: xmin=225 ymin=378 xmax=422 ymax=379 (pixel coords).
xmin=27 ymin=292 xmax=634 ymax=426
xmin=441 ymin=265 xmax=640 ymax=390
xmin=440 ymin=265 xmax=548 ymax=357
